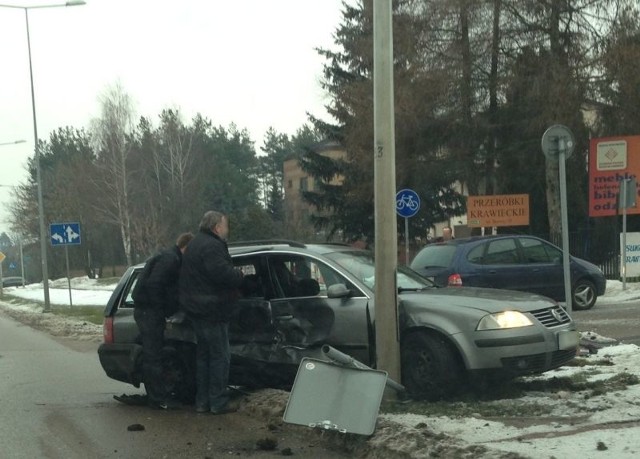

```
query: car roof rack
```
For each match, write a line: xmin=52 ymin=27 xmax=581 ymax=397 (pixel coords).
xmin=228 ymin=239 xmax=306 ymax=248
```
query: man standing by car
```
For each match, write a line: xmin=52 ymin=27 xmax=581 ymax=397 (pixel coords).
xmin=132 ymin=232 xmax=194 ymax=410
xmin=180 ymin=211 xmax=244 ymax=414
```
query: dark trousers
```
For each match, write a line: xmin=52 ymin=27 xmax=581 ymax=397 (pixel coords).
xmin=134 ymin=307 xmax=167 ymax=403
xmin=191 ymin=319 xmax=230 ymax=411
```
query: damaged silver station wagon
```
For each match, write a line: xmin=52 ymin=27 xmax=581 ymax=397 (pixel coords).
xmin=98 ymin=241 xmax=579 ymax=401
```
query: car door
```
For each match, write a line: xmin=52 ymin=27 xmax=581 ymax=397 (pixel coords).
xmin=265 ymin=253 xmax=372 ymax=366
xmin=480 ymin=237 xmax=530 ymax=292
xmin=228 ymin=256 xmax=276 ymax=345
xmin=516 ymin=236 xmax=564 ymax=299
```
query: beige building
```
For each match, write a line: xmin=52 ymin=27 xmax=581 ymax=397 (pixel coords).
xmin=283 ymin=140 xmax=346 ymax=240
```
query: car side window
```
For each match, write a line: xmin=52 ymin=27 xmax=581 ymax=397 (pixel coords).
xmin=233 ymin=257 xmax=266 ymax=299
xmin=520 ymin=238 xmax=553 ymax=263
xmin=484 ymin=239 xmax=519 ymax=265
xmin=121 ymin=271 xmax=140 ymax=308
xmin=467 ymin=245 xmax=485 ymax=264
xmin=267 ymin=254 xmax=357 ymax=299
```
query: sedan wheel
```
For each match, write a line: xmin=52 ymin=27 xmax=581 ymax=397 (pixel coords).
xmin=572 ymin=279 xmax=597 ymax=310
xmin=401 ymin=332 xmax=464 ymax=400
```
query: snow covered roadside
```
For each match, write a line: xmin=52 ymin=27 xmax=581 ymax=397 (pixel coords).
xmin=0 ymin=277 xmax=116 ymax=341
xmin=383 ymin=343 xmax=640 ymax=458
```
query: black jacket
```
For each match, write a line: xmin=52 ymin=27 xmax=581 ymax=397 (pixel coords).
xmin=132 ymin=245 xmax=182 ymax=317
xmin=179 ymin=229 xmax=244 ymax=321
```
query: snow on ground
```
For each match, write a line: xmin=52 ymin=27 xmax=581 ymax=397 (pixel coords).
xmin=1 ymin=277 xmax=118 ymax=307
xmin=1 ymin=276 xmax=640 ymax=458
xmin=384 ymin=343 xmax=640 ymax=458
xmin=597 ymin=279 xmax=640 ymax=305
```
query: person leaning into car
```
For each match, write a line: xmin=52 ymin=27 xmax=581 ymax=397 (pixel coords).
xmin=132 ymin=231 xmax=194 ymax=410
xmin=179 ymin=210 xmax=244 ymax=415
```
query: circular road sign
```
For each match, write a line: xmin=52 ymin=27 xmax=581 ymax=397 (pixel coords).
xmin=396 ymin=189 xmax=420 ymax=218
xmin=541 ymin=124 xmax=575 ymax=161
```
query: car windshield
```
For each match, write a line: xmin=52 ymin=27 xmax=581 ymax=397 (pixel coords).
xmin=325 ymin=250 xmax=433 ymax=290
xmin=411 ymin=244 xmax=457 ymax=269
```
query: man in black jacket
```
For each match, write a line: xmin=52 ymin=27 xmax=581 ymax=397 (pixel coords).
xmin=132 ymin=232 xmax=194 ymax=410
xmin=180 ymin=211 xmax=244 ymax=414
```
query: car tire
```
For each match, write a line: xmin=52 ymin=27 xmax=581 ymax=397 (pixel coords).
xmin=572 ymin=279 xmax=597 ymax=310
xmin=401 ymin=331 xmax=464 ymax=400
xmin=161 ymin=345 xmax=196 ymax=403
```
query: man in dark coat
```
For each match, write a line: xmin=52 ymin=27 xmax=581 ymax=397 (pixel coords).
xmin=132 ymin=232 xmax=194 ymax=409
xmin=180 ymin=211 xmax=244 ymax=414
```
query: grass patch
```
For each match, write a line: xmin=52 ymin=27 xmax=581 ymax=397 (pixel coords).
xmin=565 ymin=358 xmax=614 ymax=367
xmin=514 ymin=372 xmax=639 ymax=395
xmin=51 ymin=305 xmax=104 ymax=325
xmin=92 ymin=277 xmax=120 ymax=287
xmin=382 ymin=398 xmax=555 ymax=418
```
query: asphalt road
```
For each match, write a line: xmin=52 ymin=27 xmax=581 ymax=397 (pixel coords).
xmin=0 ymin=314 xmax=349 ymax=459
xmin=572 ymin=299 xmax=640 ymax=345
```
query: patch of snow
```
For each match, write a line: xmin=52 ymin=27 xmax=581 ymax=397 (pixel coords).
xmin=598 ymin=280 xmax=640 ymax=304
xmin=2 ymin=276 xmax=116 ymax=306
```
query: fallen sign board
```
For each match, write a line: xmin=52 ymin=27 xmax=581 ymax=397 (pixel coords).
xmin=467 ymin=194 xmax=530 ymax=228
xmin=283 ymin=357 xmax=388 ymax=436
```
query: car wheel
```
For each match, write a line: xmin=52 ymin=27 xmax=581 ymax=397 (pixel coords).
xmin=401 ymin=331 xmax=464 ymax=400
xmin=161 ymin=345 xmax=196 ymax=403
xmin=572 ymin=279 xmax=597 ymax=310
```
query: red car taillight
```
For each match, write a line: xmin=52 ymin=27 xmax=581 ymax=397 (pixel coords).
xmin=448 ymin=273 xmax=462 ymax=286
xmin=103 ymin=316 xmax=114 ymax=344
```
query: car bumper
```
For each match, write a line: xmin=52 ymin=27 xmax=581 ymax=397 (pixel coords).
xmin=454 ymin=325 xmax=578 ymax=374
xmin=97 ymin=343 xmax=143 ymax=386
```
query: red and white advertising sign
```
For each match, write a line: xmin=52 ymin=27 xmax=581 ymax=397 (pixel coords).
xmin=589 ymin=135 xmax=640 ymax=217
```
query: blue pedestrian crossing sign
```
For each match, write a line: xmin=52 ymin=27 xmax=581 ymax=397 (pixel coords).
xmin=50 ymin=222 xmax=82 ymax=246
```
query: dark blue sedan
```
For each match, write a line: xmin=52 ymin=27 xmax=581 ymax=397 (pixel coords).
xmin=410 ymin=235 xmax=606 ymax=310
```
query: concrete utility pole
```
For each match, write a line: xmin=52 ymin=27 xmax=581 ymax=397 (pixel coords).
xmin=373 ymin=0 xmax=401 ymax=384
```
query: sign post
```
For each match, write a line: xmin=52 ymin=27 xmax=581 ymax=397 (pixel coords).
xmin=50 ymin=222 xmax=82 ymax=307
xmin=542 ymin=125 xmax=575 ymax=312
xmin=396 ymin=189 xmax=420 ymax=265
xmin=0 ymin=251 xmax=5 ymax=298
xmin=619 ymin=178 xmax=637 ymax=290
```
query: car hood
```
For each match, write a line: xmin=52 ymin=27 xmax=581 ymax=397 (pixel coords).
xmin=572 ymin=255 xmax=602 ymax=273
xmin=400 ymin=286 xmax=558 ymax=314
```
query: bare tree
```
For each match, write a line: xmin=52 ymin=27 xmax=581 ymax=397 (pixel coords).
xmin=90 ymin=82 xmax=135 ymax=266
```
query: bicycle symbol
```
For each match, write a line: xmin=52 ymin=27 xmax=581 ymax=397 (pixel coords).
xmin=396 ymin=193 xmax=419 ymax=211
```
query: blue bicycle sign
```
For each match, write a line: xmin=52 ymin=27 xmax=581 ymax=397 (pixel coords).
xmin=396 ymin=189 xmax=420 ymax=218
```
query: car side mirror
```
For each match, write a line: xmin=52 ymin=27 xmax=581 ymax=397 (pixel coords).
xmin=327 ymin=283 xmax=351 ymax=299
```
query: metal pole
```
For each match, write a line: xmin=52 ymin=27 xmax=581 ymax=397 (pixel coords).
xmin=25 ymin=8 xmax=51 ymax=312
xmin=19 ymin=237 xmax=25 ymax=287
xmin=65 ymin=245 xmax=72 ymax=307
xmin=0 ymin=259 xmax=3 ymax=297
xmin=558 ymin=139 xmax=572 ymax=312
xmin=622 ymin=179 xmax=628 ymax=291
xmin=373 ymin=0 xmax=400 ymax=384
xmin=404 ymin=217 xmax=409 ymax=265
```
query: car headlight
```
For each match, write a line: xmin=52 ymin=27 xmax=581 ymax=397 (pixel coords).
xmin=477 ymin=311 xmax=533 ymax=330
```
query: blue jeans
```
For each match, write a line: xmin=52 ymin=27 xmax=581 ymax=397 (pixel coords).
xmin=191 ymin=319 xmax=230 ymax=411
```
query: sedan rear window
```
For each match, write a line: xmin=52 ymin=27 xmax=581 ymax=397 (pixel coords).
xmin=411 ymin=245 xmax=457 ymax=269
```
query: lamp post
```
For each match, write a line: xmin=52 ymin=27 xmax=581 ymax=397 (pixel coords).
xmin=0 ymin=1 xmax=86 ymax=312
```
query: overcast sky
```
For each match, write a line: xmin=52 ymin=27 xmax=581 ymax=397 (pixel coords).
xmin=0 ymin=0 xmax=345 ymax=236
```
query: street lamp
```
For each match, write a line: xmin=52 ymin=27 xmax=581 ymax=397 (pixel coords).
xmin=0 ymin=1 xmax=86 ymax=312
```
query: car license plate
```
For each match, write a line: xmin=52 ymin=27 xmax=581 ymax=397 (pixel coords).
xmin=557 ymin=330 xmax=579 ymax=350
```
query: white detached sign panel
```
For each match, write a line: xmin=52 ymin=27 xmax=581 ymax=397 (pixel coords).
xmin=621 ymin=232 xmax=640 ymax=277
